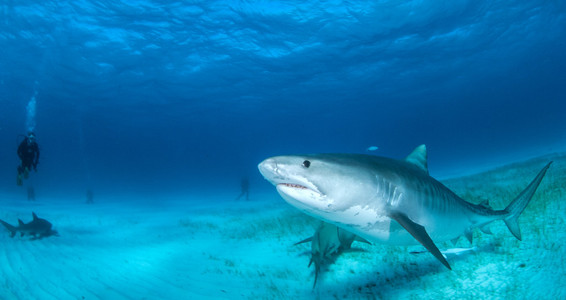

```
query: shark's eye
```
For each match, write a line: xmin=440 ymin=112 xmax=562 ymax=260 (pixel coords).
xmin=302 ymin=160 xmax=311 ymax=168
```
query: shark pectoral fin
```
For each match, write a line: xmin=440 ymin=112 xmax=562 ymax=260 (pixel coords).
xmin=390 ymin=212 xmax=452 ymax=270
xmin=294 ymin=237 xmax=313 ymax=246
xmin=354 ymin=236 xmax=372 ymax=245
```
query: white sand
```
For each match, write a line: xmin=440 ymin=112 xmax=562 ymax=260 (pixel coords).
xmin=1 ymin=154 xmax=565 ymax=299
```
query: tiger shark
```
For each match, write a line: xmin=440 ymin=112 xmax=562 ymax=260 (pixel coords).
xmin=258 ymin=145 xmax=551 ymax=270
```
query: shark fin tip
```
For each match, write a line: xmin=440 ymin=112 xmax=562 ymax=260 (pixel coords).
xmin=390 ymin=211 xmax=451 ymax=270
xmin=502 ymin=162 xmax=550 ymax=241
xmin=504 ymin=217 xmax=522 ymax=241
xmin=405 ymin=145 xmax=428 ymax=174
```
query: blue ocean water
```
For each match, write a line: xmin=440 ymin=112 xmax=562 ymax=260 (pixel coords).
xmin=0 ymin=2 xmax=565 ymax=299
xmin=1 ymin=1 xmax=565 ymax=197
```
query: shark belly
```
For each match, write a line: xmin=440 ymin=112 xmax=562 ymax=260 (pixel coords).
xmin=318 ymin=174 xmax=475 ymax=246
xmin=333 ymin=198 xmax=473 ymax=246
xmin=277 ymin=171 xmax=475 ymax=246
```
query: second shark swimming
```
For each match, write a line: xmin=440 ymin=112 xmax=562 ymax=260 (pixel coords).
xmin=259 ymin=145 xmax=551 ymax=273
xmin=0 ymin=212 xmax=59 ymax=239
xmin=295 ymin=221 xmax=369 ymax=288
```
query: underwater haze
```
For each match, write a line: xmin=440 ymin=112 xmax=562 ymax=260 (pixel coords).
xmin=0 ymin=0 xmax=565 ymax=198
xmin=0 ymin=1 xmax=565 ymax=299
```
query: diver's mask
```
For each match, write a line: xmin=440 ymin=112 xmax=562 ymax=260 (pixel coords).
xmin=27 ymin=133 xmax=36 ymax=144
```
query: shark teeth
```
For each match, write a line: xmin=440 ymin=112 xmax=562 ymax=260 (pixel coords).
xmin=279 ymin=183 xmax=308 ymax=189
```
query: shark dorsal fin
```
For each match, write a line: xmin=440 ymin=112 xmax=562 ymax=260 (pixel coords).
xmin=32 ymin=212 xmax=38 ymax=220
xmin=405 ymin=144 xmax=428 ymax=174
xmin=18 ymin=219 xmax=24 ymax=226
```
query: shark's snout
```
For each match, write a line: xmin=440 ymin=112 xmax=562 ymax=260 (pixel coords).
xmin=258 ymin=158 xmax=274 ymax=175
xmin=259 ymin=156 xmax=327 ymax=214
xmin=258 ymin=158 xmax=277 ymax=183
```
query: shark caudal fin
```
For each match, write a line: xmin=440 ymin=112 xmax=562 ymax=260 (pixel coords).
xmin=503 ymin=162 xmax=552 ymax=240
xmin=0 ymin=220 xmax=17 ymax=238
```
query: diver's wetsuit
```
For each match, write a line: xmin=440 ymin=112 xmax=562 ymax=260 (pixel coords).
xmin=235 ymin=178 xmax=249 ymax=201
xmin=17 ymin=137 xmax=40 ymax=177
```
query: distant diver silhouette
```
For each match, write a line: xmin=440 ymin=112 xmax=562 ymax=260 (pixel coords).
xmin=86 ymin=190 xmax=94 ymax=204
xmin=235 ymin=178 xmax=250 ymax=201
xmin=27 ymin=186 xmax=36 ymax=201
xmin=17 ymin=132 xmax=40 ymax=186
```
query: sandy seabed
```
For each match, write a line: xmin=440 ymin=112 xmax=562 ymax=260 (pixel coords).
xmin=1 ymin=153 xmax=565 ymax=299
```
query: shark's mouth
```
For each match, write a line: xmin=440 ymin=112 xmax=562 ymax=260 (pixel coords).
xmin=276 ymin=182 xmax=323 ymax=198
xmin=278 ymin=183 xmax=309 ymax=190
xmin=275 ymin=181 xmax=328 ymax=213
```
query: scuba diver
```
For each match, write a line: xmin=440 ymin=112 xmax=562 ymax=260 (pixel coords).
xmin=86 ymin=189 xmax=94 ymax=204
xmin=17 ymin=132 xmax=40 ymax=186
xmin=235 ymin=178 xmax=250 ymax=201
xmin=27 ymin=186 xmax=36 ymax=201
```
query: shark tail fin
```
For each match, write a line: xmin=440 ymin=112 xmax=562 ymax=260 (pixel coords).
xmin=503 ymin=161 xmax=552 ymax=241
xmin=0 ymin=220 xmax=17 ymax=238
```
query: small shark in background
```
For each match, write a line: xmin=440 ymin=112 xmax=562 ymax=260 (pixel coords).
xmin=295 ymin=221 xmax=369 ymax=288
xmin=410 ymin=246 xmax=477 ymax=258
xmin=259 ymin=145 xmax=551 ymax=271
xmin=0 ymin=212 xmax=59 ymax=239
